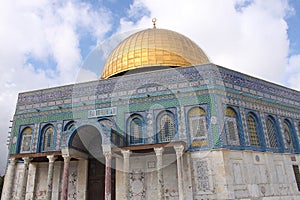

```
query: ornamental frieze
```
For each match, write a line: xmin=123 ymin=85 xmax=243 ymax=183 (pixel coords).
xmin=17 ymin=65 xmax=300 ymax=108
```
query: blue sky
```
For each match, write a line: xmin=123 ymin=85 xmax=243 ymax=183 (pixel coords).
xmin=0 ymin=0 xmax=300 ymax=175
xmin=287 ymin=0 xmax=300 ymax=55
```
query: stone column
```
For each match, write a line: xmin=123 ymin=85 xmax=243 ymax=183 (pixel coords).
xmin=174 ymin=145 xmax=184 ymax=200
xmin=104 ymin=151 xmax=112 ymax=200
xmin=46 ymin=155 xmax=57 ymax=200
xmin=61 ymin=155 xmax=71 ymax=200
xmin=121 ymin=150 xmax=131 ymax=199
xmin=154 ymin=147 xmax=164 ymax=200
xmin=2 ymin=158 xmax=17 ymax=200
xmin=18 ymin=157 xmax=31 ymax=200
xmin=26 ymin=162 xmax=37 ymax=200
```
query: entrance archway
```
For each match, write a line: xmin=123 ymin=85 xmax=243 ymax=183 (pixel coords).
xmin=69 ymin=125 xmax=115 ymax=200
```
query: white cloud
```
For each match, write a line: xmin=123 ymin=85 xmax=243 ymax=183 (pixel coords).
xmin=287 ymin=54 xmax=300 ymax=90
xmin=75 ymin=68 xmax=99 ymax=83
xmin=0 ymin=0 xmax=112 ymax=174
xmin=119 ymin=0 xmax=294 ymax=86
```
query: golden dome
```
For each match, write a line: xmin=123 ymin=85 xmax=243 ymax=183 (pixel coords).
xmin=101 ymin=28 xmax=209 ymax=79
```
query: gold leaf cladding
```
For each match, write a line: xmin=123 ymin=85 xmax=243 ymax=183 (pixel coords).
xmin=101 ymin=28 xmax=209 ymax=79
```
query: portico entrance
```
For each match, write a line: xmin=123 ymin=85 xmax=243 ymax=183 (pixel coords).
xmin=69 ymin=125 xmax=115 ymax=200
xmin=87 ymin=158 xmax=116 ymax=200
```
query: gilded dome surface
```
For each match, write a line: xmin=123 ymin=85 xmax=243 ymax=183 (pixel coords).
xmin=101 ymin=28 xmax=209 ymax=79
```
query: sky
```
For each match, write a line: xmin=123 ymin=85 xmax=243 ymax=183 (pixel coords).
xmin=0 ymin=0 xmax=300 ymax=175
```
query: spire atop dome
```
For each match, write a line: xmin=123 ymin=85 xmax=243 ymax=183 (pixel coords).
xmin=152 ymin=18 xmax=157 ymax=29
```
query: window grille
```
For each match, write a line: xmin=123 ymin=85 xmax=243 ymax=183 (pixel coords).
xmin=247 ymin=114 xmax=260 ymax=146
xmin=43 ymin=127 xmax=54 ymax=151
xmin=130 ymin=117 xmax=143 ymax=144
xmin=224 ymin=108 xmax=240 ymax=146
xmin=266 ymin=117 xmax=279 ymax=148
xmin=188 ymin=107 xmax=207 ymax=142
xmin=283 ymin=120 xmax=294 ymax=151
xmin=191 ymin=117 xmax=206 ymax=138
xmin=227 ymin=120 xmax=236 ymax=141
xmin=159 ymin=113 xmax=175 ymax=142
xmin=20 ymin=127 xmax=33 ymax=153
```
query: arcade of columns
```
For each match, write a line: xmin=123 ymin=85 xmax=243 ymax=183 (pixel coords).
xmin=3 ymin=144 xmax=185 ymax=200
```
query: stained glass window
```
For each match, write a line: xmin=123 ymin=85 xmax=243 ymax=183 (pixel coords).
xmin=20 ymin=127 xmax=33 ymax=153
xmin=130 ymin=117 xmax=143 ymax=144
xmin=224 ymin=108 xmax=240 ymax=146
xmin=227 ymin=120 xmax=236 ymax=141
xmin=283 ymin=120 xmax=294 ymax=151
xmin=191 ymin=118 xmax=206 ymax=138
xmin=158 ymin=112 xmax=175 ymax=142
xmin=266 ymin=117 xmax=279 ymax=149
xmin=43 ymin=126 xmax=55 ymax=151
xmin=188 ymin=107 xmax=208 ymax=147
xmin=247 ymin=114 xmax=260 ymax=146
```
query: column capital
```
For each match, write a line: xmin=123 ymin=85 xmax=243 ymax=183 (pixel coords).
xmin=62 ymin=154 xmax=71 ymax=159
xmin=103 ymin=151 xmax=112 ymax=159
xmin=47 ymin=155 xmax=57 ymax=163
xmin=62 ymin=154 xmax=71 ymax=162
xmin=174 ymin=144 xmax=184 ymax=156
xmin=154 ymin=147 xmax=164 ymax=156
xmin=121 ymin=150 xmax=131 ymax=158
xmin=9 ymin=157 xmax=17 ymax=165
xmin=22 ymin=157 xmax=32 ymax=164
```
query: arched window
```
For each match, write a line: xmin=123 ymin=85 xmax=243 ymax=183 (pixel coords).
xmin=42 ymin=126 xmax=55 ymax=151
xmin=283 ymin=120 xmax=294 ymax=151
xmin=266 ymin=116 xmax=279 ymax=149
xmin=129 ymin=117 xmax=143 ymax=144
xmin=247 ymin=113 xmax=260 ymax=147
xmin=157 ymin=111 xmax=175 ymax=142
xmin=20 ymin=127 xmax=33 ymax=153
xmin=188 ymin=107 xmax=208 ymax=147
xmin=64 ymin=121 xmax=75 ymax=131
xmin=224 ymin=107 xmax=240 ymax=146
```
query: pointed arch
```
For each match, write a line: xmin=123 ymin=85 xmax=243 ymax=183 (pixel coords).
xmin=69 ymin=125 xmax=103 ymax=155
xmin=64 ymin=120 xmax=75 ymax=131
xmin=224 ymin=107 xmax=240 ymax=146
xmin=266 ymin=116 xmax=280 ymax=150
xmin=127 ymin=114 xmax=144 ymax=145
xmin=283 ymin=119 xmax=297 ymax=152
xmin=157 ymin=110 xmax=176 ymax=142
xmin=68 ymin=122 xmax=110 ymax=148
xmin=41 ymin=124 xmax=56 ymax=152
xmin=188 ymin=107 xmax=208 ymax=147
xmin=19 ymin=127 xmax=33 ymax=153
xmin=247 ymin=113 xmax=260 ymax=147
